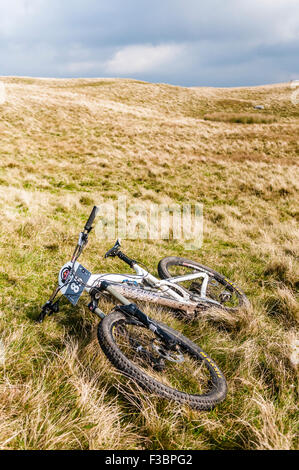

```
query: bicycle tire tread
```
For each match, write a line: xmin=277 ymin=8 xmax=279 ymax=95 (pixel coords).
xmin=98 ymin=311 xmax=227 ymax=410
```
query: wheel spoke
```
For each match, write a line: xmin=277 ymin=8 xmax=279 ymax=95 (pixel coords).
xmin=166 ymin=263 xmax=241 ymax=308
xmin=112 ymin=322 xmax=212 ymax=395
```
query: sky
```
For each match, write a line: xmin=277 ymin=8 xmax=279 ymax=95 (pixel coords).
xmin=0 ymin=0 xmax=298 ymax=87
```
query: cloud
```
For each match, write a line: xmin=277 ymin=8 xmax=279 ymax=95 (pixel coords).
xmin=0 ymin=0 xmax=45 ymax=35
xmin=106 ymin=43 xmax=184 ymax=75
xmin=65 ymin=60 xmax=103 ymax=75
xmin=0 ymin=0 xmax=298 ymax=86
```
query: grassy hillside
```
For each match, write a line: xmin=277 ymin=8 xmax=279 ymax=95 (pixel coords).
xmin=0 ymin=77 xmax=298 ymax=450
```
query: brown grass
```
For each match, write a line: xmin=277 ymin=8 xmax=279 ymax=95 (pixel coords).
xmin=0 ymin=77 xmax=298 ymax=450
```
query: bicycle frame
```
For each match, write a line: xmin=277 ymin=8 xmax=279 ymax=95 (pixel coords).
xmin=57 ymin=258 xmax=220 ymax=311
xmin=39 ymin=207 xmax=222 ymax=323
xmin=91 ymin=263 xmax=210 ymax=300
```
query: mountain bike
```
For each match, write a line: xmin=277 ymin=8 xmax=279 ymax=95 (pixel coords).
xmin=39 ymin=206 xmax=228 ymax=410
xmin=43 ymin=211 xmax=248 ymax=318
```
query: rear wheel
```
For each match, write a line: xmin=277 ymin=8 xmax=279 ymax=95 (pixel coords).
xmin=98 ymin=310 xmax=227 ymax=410
xmin=158 ymin=257 xmax=249 ymax=312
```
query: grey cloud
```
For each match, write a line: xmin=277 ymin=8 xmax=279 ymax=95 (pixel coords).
xmin=0 ymin=0 xmax=298 ymax=86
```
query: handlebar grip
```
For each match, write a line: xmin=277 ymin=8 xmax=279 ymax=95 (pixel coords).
xmin=84 ymin=206 xmax=99 ymax=231
xmin=118 ymin=251 xmax=136 ymax=268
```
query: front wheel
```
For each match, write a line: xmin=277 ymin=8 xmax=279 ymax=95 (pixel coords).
xmin=98 ymin=310 xmax=227 ymax=410
xmin=158 ymin=256 xmax=249 ymax=312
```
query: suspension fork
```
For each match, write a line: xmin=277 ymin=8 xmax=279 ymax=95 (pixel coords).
xmin=88 ymin=281 xmax=132 ymax=320
xmin=90 ymin=281 xmax=178 ymax=349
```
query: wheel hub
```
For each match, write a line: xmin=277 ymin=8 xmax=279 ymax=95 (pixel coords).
xmin=219 ymin=291 xmax=232 ymax=303
xmin=151 ymin=340 xmax=185 ymax=363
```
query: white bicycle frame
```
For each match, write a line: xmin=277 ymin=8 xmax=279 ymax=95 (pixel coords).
xmin=58 ymin=259 xmax=220 ymax=307
xmin=40 ymin=209 xmax=228 ymax=323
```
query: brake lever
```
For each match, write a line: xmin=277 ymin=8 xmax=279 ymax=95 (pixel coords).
xmin=104 ymin=239 xmax=121 ymax=258
xmin=78 ymin=232 xmax=88 ymax=248
xmin=38 ymin=299 xmax=60 ymax=323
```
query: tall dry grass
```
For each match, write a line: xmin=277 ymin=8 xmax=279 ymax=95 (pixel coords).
xmin=0 ymin=77 xmax=298 ymax=449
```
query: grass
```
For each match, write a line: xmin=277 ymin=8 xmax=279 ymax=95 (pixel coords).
xmin=0 ymin=77 xmax=298 ymax=450
xmin=203 ymin=112 xmax=277 ymax=124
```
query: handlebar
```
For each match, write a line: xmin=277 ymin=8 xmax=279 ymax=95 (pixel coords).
xmin=105 ymin=239 xmax=136 ymax=268
xmin=84 ymin=206 xmax=99 ymax=232
xmin=71 ymin=206 xmax=99 ymax=262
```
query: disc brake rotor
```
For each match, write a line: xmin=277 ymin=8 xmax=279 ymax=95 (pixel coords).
xmin=151 ymin=340 xmax=185 ymax=363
